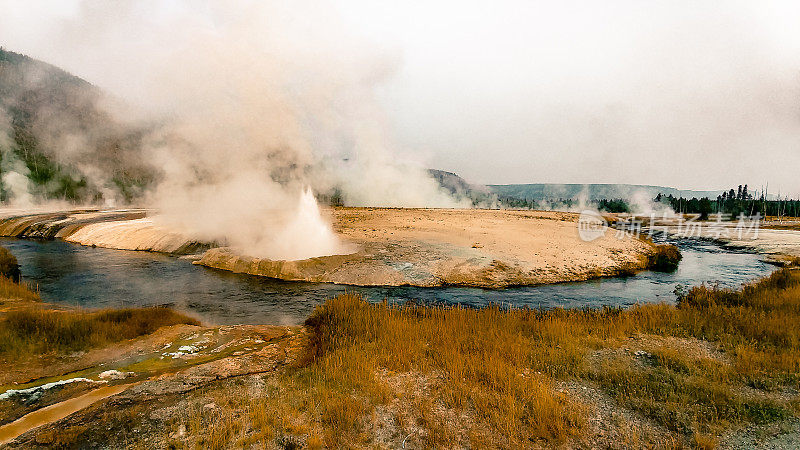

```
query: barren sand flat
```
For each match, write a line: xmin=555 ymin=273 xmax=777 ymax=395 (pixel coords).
xmin=197 ymin=208 xmax=655 ymax=288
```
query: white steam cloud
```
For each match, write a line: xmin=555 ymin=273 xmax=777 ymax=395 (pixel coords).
xmin=0 ymin=110 xmax=34 ymax=206
xmin=0 ymin=0 xmax=463 ymax=259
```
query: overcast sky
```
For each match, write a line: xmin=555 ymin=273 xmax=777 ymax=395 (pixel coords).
xmin=2 ymin=1 xmax=800 ymax=195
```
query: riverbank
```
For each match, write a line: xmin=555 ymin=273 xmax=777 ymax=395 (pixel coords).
xmin=0 ymin=278 xmax=302 ymax=445
xmin=2 ymin=266 xmax=799 ymax=448
xmin=1 ymin=208 xmax=657 ymax=288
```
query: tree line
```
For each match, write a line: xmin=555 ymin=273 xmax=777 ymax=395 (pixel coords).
xmin=654 ymin=184 xmax=800 ymax=219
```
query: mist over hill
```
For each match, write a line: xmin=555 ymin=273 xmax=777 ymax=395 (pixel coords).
xmin=0 ymin=47 xmax=460 ymax=211
xmin=0 ymin=47 xmax=727 ymax=211
xmin=489 ymin=183 xmax=724 ymax=202
xmin=0 ymin=47 xmax=153 ymax=204
xmin=427 ymin=170 xmax=734 ymax=212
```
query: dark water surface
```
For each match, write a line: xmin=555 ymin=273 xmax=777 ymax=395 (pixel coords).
xmin=1 ymin=237 xmax=776 ymax=325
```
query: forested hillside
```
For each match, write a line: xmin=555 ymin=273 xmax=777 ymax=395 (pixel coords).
xmin=0 ymin=48 xmax=152 ymax=203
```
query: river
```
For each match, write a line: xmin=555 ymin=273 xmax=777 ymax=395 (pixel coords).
xmin=0 ymin=237 xmax=776 ymax=325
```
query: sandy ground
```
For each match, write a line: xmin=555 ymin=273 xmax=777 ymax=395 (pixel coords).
xmin=197 ymin=208 xmax=655 ymax=288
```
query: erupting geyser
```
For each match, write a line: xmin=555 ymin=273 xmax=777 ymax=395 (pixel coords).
xmin=244 ymin=187 xmax=352 ymax=261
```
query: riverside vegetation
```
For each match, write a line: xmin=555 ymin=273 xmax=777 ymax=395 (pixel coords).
xmin=217 ymin=267 xmax=799 ymax=448
xmin=0 ymin=243 xmax=198 ymax=362
xmin=0 ymin=259 xmax=199 ymax=376
xmin=0 ymin=255 xmax=798 ymax=448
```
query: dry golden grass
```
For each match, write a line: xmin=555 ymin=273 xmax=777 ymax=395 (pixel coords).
xmin=762 ymin=221 xmax=800 ymax=231
xmin=0 ymin=275 xmax=40 ymax=305
xmin=0 ymin=277 xmax=200 ymax=360
xmin=86 ymin=268 xmax=800 ymax=449
xmin=675 ymin=268 xmax=800 ymax=386
xmin=219 ymin=268 xmax=799 ymax=448
xmin=300 ymin=294 xmax=594 ymax=446
xmin=0 ymin=306 xmax=200 ymax=359
xmin=10 ymin=264 xmax=800 ymax=448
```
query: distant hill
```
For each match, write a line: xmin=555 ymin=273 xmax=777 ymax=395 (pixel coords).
xmin=488 ymin=183 xmax=725 ymax=202
xmin=427 ymin=169 xmax=499 ymax=207
xmin=426 ymin=170 xmax=726 ymax=204
xmin=424 ymin=171 xmax=728 ymax=208
xmin=0 ymin=47 xmax=151 ymax=203
xmin=428 ymin=169 xmax=482 ymax=197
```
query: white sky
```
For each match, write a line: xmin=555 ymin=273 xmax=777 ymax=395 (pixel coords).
xmin=2 ymin=1 xmax=800 ymax=194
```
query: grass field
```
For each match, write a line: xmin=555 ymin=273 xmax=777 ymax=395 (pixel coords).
xmin=168 ymin=268 xmax=800 ymax=448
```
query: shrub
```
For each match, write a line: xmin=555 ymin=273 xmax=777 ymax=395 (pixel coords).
xmin=0 ymin=246 xmax=20 ymax=282
xmin=648 ymin=244 xmax=682 ymax=272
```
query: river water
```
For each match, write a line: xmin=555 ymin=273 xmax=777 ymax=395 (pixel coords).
xmin=0 ymin=237 xmax=776 ymax=325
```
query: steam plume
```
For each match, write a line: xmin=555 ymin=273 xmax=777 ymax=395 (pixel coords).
xmin=1 ymin=0 xmax=463 ymax=259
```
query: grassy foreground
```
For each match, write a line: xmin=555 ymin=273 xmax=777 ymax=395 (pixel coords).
xmin=1 ymin=262 xmax=799 ymax=448
xmin=0 ymin=275 xmax=199 ymax=361
xmin=0 ymin=305 xmax=200 ymax=360
xmin=179 ymin=269 xmax=800 ymax=449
